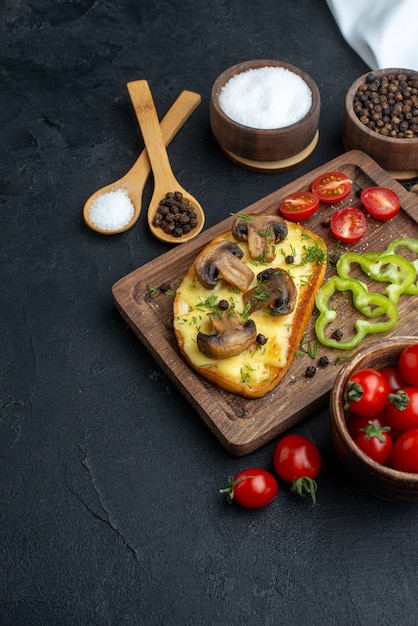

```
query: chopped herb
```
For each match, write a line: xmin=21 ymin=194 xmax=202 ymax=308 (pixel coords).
xmin=146 ymin=285 xmax=159 ymax=298
xmin=335 ymin=354 xmax=352 ymax=365
xmin=299 ymin=274 xmax=312 ymax=286
xmin=301 ymin=243 xmax=327 ymax=266
xmin=195 ymin=294 xmax=218 ymax=313
xmin=252 ymin=279 xmax=273 ymax=303
xmin=299 ymin=335 xmax=320 ymax=359
xmin=240 ymin=363 xmax=255 ymax=384
xmin=242 ymin=302 xmax=252 ymax=321
xmin=281 ymin=243 xmax=296 ymax=262
xmin=230 ymin=212 xmax=253 ymax=220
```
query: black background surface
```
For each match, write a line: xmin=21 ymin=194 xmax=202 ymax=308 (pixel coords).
xmin=2 ymin=1 xmax=418 ymax=625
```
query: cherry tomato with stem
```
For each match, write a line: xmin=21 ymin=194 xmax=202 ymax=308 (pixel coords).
xmin=391 ymin=428 xmax=418 ymax=473
xmin=360 ymin=187 xmax=400 ymax=221
xmin=379 ymin=366 xmax=407 ymax=392
xmin=219 ymin=468 xmax=278 ymax=509
xmin=346 ymin=411 xmax=387 ymax=439
xmin=273 ymin=434 xmax=321 ymax=504
xmin=278 ymin=191 xmax=320 ymax=221
xmin=385 ymin=387 xmax=418 ymax=433
xmin=330 ymin=207 xmax=367 ymax=244
xmin=398 ymin=344 xmax=418 ymax=386
xmin=311 ymin=171 xmax=352 ymax=203
xmin=344 ymin=368 xmax=390 ymax=416
xmin=354 ymin=421 xmax=393 ymax=465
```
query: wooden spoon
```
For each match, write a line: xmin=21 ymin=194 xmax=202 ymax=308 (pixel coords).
xmin=127 ymin=80 xmax=205 ymax=244
xmin=83 ymin=87 xmax=201 ymax=235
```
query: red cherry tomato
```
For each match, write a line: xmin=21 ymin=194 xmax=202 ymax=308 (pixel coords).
xmin=220 ymin=468 xmax=278 ymax=509
xmin=391 ymin=428 xmax=418 ymax=473
xmin=330 ymin=207 xmax=367 ymax=244
xmin=344 ymin=368 xmax=390 ymax=416
xmin=346 ymin=411 xmax=387 ymax=439
xmin=278 ymin=191 xmax=320 ymax=221
xmin=311 ymin=171 xmax=352 ymax=203
xmin=354 ymin=422 xmax=393 ymax=465
xmin=398 ymin=344 xmax=418 ymax=386
xmin=379 ymin=366 xmax=407 ymax=392
xmin=273 ymin=434 xmax=321 ymax=503
xmin=360 ymin=187 xmax=400 ymax=221
xmin=385 ymin=387 xmax=418 ymax=433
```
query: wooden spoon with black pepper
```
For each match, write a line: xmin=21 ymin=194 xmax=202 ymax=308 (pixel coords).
xmin=127 ymin=80 xmax=205 ymax=244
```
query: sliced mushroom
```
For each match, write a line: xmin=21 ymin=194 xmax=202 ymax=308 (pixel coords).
xmin=194 ymin=239 xmax=254 ymax=291
xmin=197 ymin=308 xmax=257 ymax=359
xmin=243 ymin=268 xmax=297 ymax=316
xmin=232 ymin=214 xmax=288 ymax=261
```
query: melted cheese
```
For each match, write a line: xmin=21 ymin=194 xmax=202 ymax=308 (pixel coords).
xmin=174 ymin=221 xmax=323 ymax=391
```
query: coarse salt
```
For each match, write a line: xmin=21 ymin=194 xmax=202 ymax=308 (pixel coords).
xmin=88 ymin=189 xmax=135 ymax=231
xmin=219 ymin=66 xmax=312 ymax=130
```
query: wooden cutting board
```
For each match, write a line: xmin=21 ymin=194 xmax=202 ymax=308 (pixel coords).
xmin=112 ymin=151 xmax=418 ymax=455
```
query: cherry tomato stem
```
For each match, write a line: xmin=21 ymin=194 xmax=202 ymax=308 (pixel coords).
xmin=355 ymin=421 xmax=393 ymax=465
xmin=344 ymin=369 xmax=390 ymax=416
xmin=290 ymin=476 xmax=318 ymax=504
xmin=273 ymin=435 xmax=321 ymax=504
xmin=220 ymin=468 xmax=278 ymax=509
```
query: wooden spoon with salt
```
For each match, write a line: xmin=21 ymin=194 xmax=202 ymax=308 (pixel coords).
xmin=83 ymin=86 xmax=201 ymax=235
xmin=127 ymin=80 xmax=205 ymax=244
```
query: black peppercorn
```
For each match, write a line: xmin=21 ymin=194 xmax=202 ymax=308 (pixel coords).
xmin=160 ymin=282 xmax=172 ymax=294
xmin=331 ymin=329 xmax=343 ymax=341
xmin=305 ymin=366 xmax=317 ymax=378
xmin=318 ymin=356 xmax=329 ymax=367
xmin=256 ymin=333 xmax=268 ymax=346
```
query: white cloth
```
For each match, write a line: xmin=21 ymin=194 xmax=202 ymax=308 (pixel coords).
xmin=326 ymin=0 xmax=418 ymax=70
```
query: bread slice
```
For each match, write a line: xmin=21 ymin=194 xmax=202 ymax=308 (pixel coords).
xmin=173 ymin=217 xmax=327 ymax=398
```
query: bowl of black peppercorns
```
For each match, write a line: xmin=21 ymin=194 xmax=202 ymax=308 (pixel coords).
xmin=343 ymin=68 xmax=418 ymax=180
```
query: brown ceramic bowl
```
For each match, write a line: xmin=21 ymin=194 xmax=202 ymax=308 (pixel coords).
xmin=330 ymin=336 xmax=418 ymax=501
xmin=210 ymin=60 xmax=321 ymax=173
xmin=343 ymin=68 xmax=418 ymax=180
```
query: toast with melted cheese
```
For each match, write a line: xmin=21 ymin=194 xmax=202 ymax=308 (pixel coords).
xmin=173 ymin=215 xmax=327 ymax=398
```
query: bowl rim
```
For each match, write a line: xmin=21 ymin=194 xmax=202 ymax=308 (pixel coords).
xmin=345 ymin=67 xmax=418 ymax=145
xmin=330 ymin=336 xmax=418 ymax=482
xmin=211 ymin=59 xmax=321 ymax=134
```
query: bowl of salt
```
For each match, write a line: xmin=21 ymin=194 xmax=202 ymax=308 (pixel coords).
xmin=210 ymin=60 xmax=320 ymax=172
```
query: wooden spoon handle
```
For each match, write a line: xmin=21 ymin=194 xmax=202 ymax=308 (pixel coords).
xmin=126 ymin=86 xmax=201 ymax=177
xmin=123 ymin=87 xmax=200 ymax=203
xmin=127 ymin=80 xmax=181 ymax=185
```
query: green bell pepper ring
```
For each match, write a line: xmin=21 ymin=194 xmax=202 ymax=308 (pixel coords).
xmin=363 ymin=237 xmax=418 ymax=295
xmin=336 ymin=252 xmax=416 ymax=304
xmin=315 ymin=276 xmax=399 ymax=350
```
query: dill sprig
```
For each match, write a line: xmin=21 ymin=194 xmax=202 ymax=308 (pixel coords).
xmin=298 ymin=334 xmax=320 ymax=359
xmin=146 ymin=285 xmax=159 ymax=298
xmin=230 ymin=212 xmax=253 ymax=220
xmin=301 ymin=243 xmax=327 ymax=266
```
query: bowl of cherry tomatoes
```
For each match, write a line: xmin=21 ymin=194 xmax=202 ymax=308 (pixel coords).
xmin=330 ymin=337 xmax=418 ymax=501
